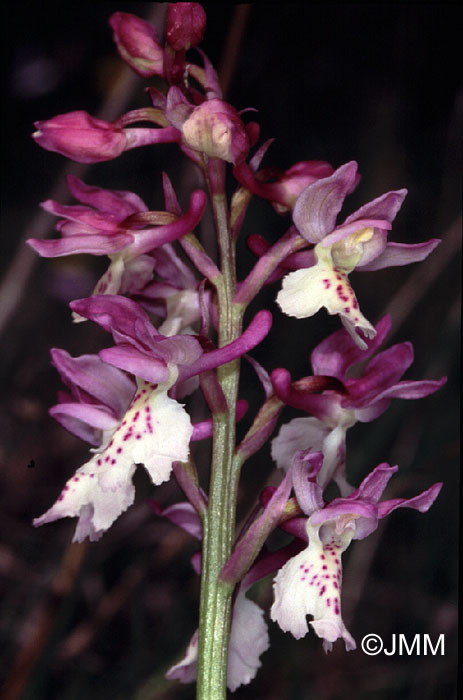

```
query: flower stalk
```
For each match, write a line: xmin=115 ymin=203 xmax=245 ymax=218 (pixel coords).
xmin=196 ymin=156 xmax=244 ymax=699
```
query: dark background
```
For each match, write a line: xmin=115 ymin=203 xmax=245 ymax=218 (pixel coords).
xmin=0 ymin=3 xmax=460 ymax=699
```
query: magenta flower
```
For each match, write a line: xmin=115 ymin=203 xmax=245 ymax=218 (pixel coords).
xmin=233 ymin=159 xmax=335 ymax=213
xmin=34 ymin=295 xmax=272 ymax=541
xmin=109 ymin=12 xmax=164 ymax=77
xmin=27 ymin=175 xmax=207 ymax=298
xmin=277 ymin=161 xmax=440 ymax=347
xmin=32 ymin=110 xmax=180 ymax=163
xmin=270 ymin=458 xmax=442 ymax=651
xmin=271 ymin=315 xmax=446 ymax=493
xmin=49 ymin=349 xmax=136 ymax=447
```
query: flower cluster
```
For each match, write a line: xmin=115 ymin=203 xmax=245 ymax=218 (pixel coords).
xmin=30 ymin=4 xmax=446 ymax=694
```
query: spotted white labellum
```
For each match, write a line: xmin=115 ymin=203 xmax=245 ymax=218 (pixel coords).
xmin=277 ymin=229 xmax=377 ymax=349
xmin=34 ymin=366 xmax=192 ymax=541
xmin=270 ymin=519 xmax=356 ymax=652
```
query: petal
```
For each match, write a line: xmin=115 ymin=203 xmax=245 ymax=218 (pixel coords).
xmin=27 ymin=232 xmax=133 ymax=257
xmin=92 ymin=257 xmax=126 ymax=296
xmin=292 ymin=161 xmax=359 ymax=243
xmin=99 ymin=346 xmax=170 ymax=384
xmin=70 ymin=294 xmax=159 ymax=352
xmin=227 ymin=593 xmax=270 ymax=691
xmin=34 ymin=378 xmax=192 ymax=540
xmin=50 ymin=402 xmax=118 ymax=431
xmin=343 ymin=189 xmax=407 ymax=227
xmin=166 ymin=631 xmax=199 ymax=684
xmin=277 ymin=245 xmax=376 ymax=347
xmin=66 ymin=174 xmax=148 ymax=217
xmin=359 ymin=239 xmax=441 ymax=271
xmin=271 ymin=416 xmax=330 ymax=471
xmin=310 ymin=315 xmax=391 ymax=379
xmin=378 ymin=482 xmax=443 ymax=519
xmin=270 ymin=521 xmax=356 ymax=650
xmin=50 ymin=348 xmax=135 ymax=417
xmin=345 ymin=342 xmax=414 ymax=406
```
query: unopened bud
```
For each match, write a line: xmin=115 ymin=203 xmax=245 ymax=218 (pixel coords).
xmin=182 ymin=99 xmax=250 ymax=164
xmin=166 ymin=3 xmax=206 ymax=51
xmin=109 ymin=12 xmax=164 ymax=77
xmin=33 ymin=111 xmax=127 ymax=163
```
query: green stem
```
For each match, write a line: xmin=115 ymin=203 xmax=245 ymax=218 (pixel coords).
xmin=196 ymin=158 xmax=244 ymax=699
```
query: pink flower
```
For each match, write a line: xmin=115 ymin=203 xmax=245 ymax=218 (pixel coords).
xmin=271 ymin=316 xmax=446 ymax=493
xmin=277 ymin=161 xmax=440 ymax=347
xmin=109 ymin=12 xmax=164 ymax=77
xmin=27 ymin=175 xmax=207 ymax=299
xmin=270 ymin=460 xmax=442 ymax=651
xmin=33 ymin=110 xmax=180 ymax=163
xmin=233 ymin=160 xmax=334 ymax=213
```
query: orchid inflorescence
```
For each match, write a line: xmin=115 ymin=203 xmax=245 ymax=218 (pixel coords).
xmin=30 ymin=4 xmax=446 ymax=696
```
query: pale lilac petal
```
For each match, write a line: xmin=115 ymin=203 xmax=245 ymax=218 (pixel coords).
xmin=310 ymin=315 xmax=391 ymax=379
xmin=151 ymin=335 xmax=203 ymax=366
xmin=151 ymin=242 xmax=196 ymax=288
xmin=156 ymin=502 xmax=203 ymax=539
xmin=292 ymin=161 xmax=359 ymax=243
xmin=359 ymin=239 xmax=441 ymax=270
xmin=343 ymin=189 xmax=407 ymax=227
xmin=291 ymin=450 xmax=324 ymax=515
xmin=345 ymin=343 xmax=414 ymax=407
xmin=227 ymin=593 xmax=269 ymax=691
xmin=369 ymin=376 xmax=447 ymax=403
xmin=310 ymin=500 xmax=379 ymax=540
xmin=99 ymin=346 xmax=169 ymax=384
xmin=50 ymin=402 xmax=118 ymax=431
xmin=166 ymin=631 xmax=198 ymax=684
xmin=378 ymin=482 xmax=443 ymax=518
xmin=271 ymin=417 xmax=329 ymax=471
xmin=50 ymin=349 xmax=135 ymax=416
xmin=70 ymin=295 xmax=158 ymax=352
xmin=347 ymin=463 xmax=398 ymax=504
xmin=27 ymin=232 xmax=133 ymax=257
xmin=49 ymin=409 xmax=103 ymax=447
xmin=322 ymin=219 xmax=390 ymax=247
xmin=166 ymin=593 xmax=269 ymax=691
xmin=66 ymin=174 xmax=148 ymax=217
xmin=119 ymin=255 xmax=155 ymax=295
xmin=316 ymin=425 xmax=353 ymax=496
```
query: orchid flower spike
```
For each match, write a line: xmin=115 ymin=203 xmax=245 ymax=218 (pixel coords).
xmin=277 ymin=161 xmax=440 ymax=347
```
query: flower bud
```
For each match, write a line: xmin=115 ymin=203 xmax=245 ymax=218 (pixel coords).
xmin=270 ymin=161 xmax=335 ymax=213
xmin=182 ymin=99 xmax=250 ymax=164
xmin=32 ymin=111 xmax=127 ymax=163
xmin=109 ymin=12 xmax=164 ymax=77
xmin=166 ymin=3 xmax=206 ymax=51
